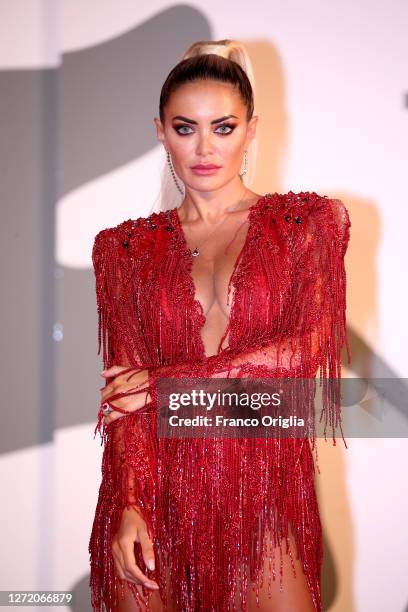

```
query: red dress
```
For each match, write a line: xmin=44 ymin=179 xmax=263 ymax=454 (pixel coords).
xmin=88 ymin=191 xmax=351 ymax=611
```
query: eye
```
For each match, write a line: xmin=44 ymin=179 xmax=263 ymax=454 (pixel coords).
xmin=173 ymin=123 xmax=236 ymax=136
xmin=215 ymin=123 xmax=235 ymax=134
xmin=174 ymin=125 xmax=194 ymax=135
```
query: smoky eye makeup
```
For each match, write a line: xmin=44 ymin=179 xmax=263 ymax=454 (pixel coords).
xmin=173 ymin=122 xmax=237 ymax=135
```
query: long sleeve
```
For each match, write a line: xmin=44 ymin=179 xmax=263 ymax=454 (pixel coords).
xmin=204 ymin=196 xmax=352 ymax=443
xmin=93 ymin=194 xmax=351 ymax=507
xmin=222 ymin=196 xmax=351 ymax=443
xmin=121 ymin=196 xmax=351 ymax=444
xmin=89 ymin=195 xmax=351 ymax=611
xmin=89 ymin=229 xmax=160 ymax=611
xmin=98 ymin=194 xmax=351 ymax=442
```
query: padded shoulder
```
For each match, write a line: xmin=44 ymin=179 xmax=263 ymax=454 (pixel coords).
xmin=311 ymin=195 xmax=351 ymax=256
xmin=92 ymin=211 xmax=159 ymax=258
xmin=262 ymin=191 xmax=351 ymax=258
xmin=328 ymin=197 xmax=351 ymax=253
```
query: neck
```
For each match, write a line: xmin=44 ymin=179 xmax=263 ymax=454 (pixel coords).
xmin=178 ymin=181 xmax=253 ymax=224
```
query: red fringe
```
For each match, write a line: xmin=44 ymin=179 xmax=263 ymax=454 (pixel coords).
xmin=89 ymin=191 xmax=351 ymax=611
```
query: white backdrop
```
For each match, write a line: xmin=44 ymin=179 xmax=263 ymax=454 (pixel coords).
xmin=1 ymin=1 xmax=407 ymax=611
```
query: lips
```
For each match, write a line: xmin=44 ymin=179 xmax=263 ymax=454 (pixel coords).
xmin=191 ymin=164 xmax=221 ymax=170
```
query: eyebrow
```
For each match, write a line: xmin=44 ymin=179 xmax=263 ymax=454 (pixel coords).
xmin=171 ymin=115 xmax=239 ymax=124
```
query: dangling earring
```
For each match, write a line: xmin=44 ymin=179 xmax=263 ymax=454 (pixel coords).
xmin=166 ymin=149 xmax=184 ymax=195
xmin=239 ymin=149 xmax=248 ymax=178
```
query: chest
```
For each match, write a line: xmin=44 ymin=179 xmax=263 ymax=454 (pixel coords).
xmin=185 ymin=217 xmax=251 ymax=319
xmin=128 ymin=210 xmax=293 ymax=354
xmin=104 ymin=193 xmax=317 ymax=365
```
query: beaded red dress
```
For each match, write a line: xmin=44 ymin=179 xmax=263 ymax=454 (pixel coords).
xmin=88 ymin=191 xmax=351 ymax=612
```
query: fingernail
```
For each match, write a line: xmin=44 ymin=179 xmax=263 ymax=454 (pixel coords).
xmin=144 ymin=581 xmax=159 ymax=589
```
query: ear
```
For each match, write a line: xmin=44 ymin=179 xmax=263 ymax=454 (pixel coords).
xmin=245 ymin=115 xmax=258 ymax=148
xmin=154 ymin=117 xmax=166 ymax=147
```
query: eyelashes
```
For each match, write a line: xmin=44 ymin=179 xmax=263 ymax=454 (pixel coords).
xmin=173 ymin=123 xmax=236 ymax=136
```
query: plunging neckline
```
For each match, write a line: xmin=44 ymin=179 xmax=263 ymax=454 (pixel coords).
xmin=170 ymin=194 xmax=268 ymax=358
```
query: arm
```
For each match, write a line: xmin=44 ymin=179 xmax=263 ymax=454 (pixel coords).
xmin=91 ymin=228 xmax=158 ymax=548
xmin=150 ymin=197 xmax=348 ymax=446
xmin=140 ymin=196 xmax=351 ymax=442
xmin=93 ymin=195 xmax=351 ymax=520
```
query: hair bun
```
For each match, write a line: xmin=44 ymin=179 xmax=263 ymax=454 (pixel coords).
xmin=182 ymin=39 xmax=255 ymax=91
xmin=183 ymin=39 xmax=234 ymax=57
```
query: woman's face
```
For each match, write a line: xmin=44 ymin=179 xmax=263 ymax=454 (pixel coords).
xmin=154 ymin=80 xmax=258 ymax=193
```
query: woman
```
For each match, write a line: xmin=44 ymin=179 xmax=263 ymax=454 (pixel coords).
xmin=89 ymin=40 xmax=351 ymax=612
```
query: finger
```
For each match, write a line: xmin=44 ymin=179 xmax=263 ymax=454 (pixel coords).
xmin=113 ymin=540 xmax=144 ymax=587
xmin=120 ymin=535 xmax=159 ymax=590
xmin=113 ymin=539 xmax=138 ymax=582
xmin=103 ymin=402 xmax=144 ymax=424
xmin=103 ymin=409 xmax=131 ymax=425
xmin=102 ymin=411 xmax=125 ymax=427
xmin=138 ymin=526 xmax=156 ymax=571
xmin=102 ymin=392 xmax=149 ymax=424
xmin=100 ymin=364 xmax=130 ymax=378
xmin=100 ymin=377 xmax=123 ymax=401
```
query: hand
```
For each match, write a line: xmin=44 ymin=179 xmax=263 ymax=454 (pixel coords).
xmin=100 ymin=364 xmax=151 ymax=425
xmin=112 ymin=506 xmax=159 ymax=594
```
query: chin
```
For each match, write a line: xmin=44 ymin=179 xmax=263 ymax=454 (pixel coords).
xmin=193 ymin=175 xmax=234 ymax=189
xmin=185 ymin=179 xmax=225 ymax=192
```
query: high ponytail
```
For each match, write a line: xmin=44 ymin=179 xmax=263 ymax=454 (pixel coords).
xmin=150 ymin=39 xmax=258 ymax=213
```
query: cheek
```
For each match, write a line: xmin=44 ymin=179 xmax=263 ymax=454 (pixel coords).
xmin=219 ymin=129 xmax=246 ymax=154
xmin=168 ymin=136 xmax=194 ymax=162
xmin=219 ymin=139 xmax=245 ymax=163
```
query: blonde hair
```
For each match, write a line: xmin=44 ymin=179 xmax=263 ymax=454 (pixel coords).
xmin=151 ymin=39 xmax=258 ymax=213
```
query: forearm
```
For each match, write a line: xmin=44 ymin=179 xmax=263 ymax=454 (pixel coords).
xmin=107 ymin=401 xmax=158 ymax=536
xmin=138 ymin=334 xmax=312 ymax=386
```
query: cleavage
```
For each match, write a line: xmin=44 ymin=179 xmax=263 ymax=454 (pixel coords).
xmin=187 ymin=215 xmax=250 ymax=355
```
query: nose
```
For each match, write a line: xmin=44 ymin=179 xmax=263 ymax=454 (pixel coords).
xmin=196 ymin=130 xmax=215 ymax=157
